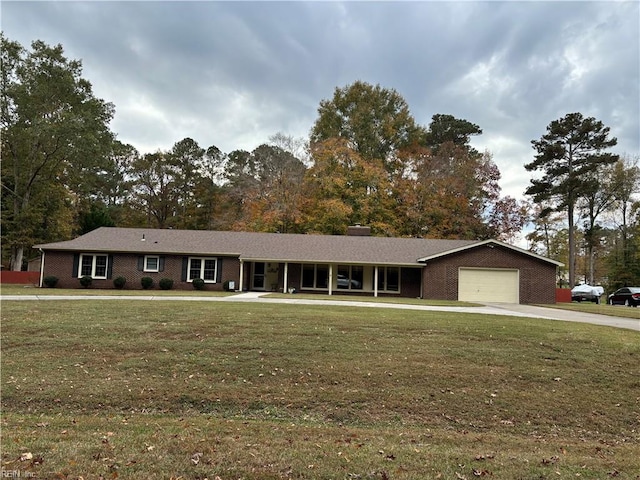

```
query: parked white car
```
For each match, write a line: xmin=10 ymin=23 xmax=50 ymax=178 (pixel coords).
xmin=571 ymin=284 xmax=604 ymax=303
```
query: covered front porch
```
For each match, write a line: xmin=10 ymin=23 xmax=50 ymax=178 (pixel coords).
xmin=239 ymin=260 xmax=422 ymax=298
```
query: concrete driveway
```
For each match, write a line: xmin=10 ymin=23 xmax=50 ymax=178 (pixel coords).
xmin=478 ymin=302 xmax=639 ymax=331
xmin=231 ymin=294 xmax=639 ymax=331
xmin=3 ymin=292 xmax=638 ymax=331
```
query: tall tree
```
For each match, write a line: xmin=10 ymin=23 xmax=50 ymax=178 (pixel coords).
xmin=96 ymin=141 xmax=138 ymax=208
xmin=268 ymin=132 xmax=310 ymax=166
xmin=525 ymin=205 xmax=569 ymax=286
xmin=74 ymin=140 xmax=139 ymax=231
xmin=169 ymin=137 xmax=205 ymax=229
xmin=424 ymin=114 xmax=482 ymax=154
xmin=396 ymin=143 xmax=504 ymax=239
xmin=610 ymin=156 xmax=640 ymax=249
xmin=129 ymin=151 xmax=179 ymax=228
xmin=309 ymin=81 xmax=422 ymax=177
xmin=1 ymin=36 xmax=114 ymax=269
xmin=578 ymin=163 xmax=618 ymax=284
xmin=231 ymin=144 xmax=307 ymax=233
xmin=222 ymin=149 xmax=257 ymax=225
xmin=606 ymin=156 xmax=640 ymax=287
xmin=189 ymin=145 xmax=228 ymax=230
xmin=486 ymin=196 xmax=530 ymax=244
xmin=525 ymin=112 xmax=618 ymax=287
xmin=302 ymin=138 xmax=395 ymax=235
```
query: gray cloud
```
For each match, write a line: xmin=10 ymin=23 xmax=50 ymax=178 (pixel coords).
xmin=3 ymin=0 xmax=638 ymax=201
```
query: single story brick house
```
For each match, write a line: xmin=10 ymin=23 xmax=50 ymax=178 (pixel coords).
xmin=34 ymin=226 xmax=562 ymax=304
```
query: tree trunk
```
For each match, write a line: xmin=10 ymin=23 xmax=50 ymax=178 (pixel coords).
xmin=10 ymin=246 xmax=24 ymax=271
xmin=567 ymin=202 xmax=576 ymax=287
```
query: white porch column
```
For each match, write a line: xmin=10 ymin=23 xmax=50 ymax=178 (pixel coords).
xmin=283 ymin=262 xmax=289 ymax=293
xmin=238 ymin=259 xmax=244 ymax=292
xmin=328 ymin=264 xmax=333 ymax=296
xmin=374 ymin=266 xmax=379 ymax=297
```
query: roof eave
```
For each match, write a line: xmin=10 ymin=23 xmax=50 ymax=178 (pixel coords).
xmin=240 ymin=257 xmax=423 ymax=267
xmin=417 ymin=239 xmax=565 ymax=267
xmin=35 ymin=245 xmax=243 ymax=257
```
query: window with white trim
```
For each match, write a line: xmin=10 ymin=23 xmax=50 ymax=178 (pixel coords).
xmin=337 ymin=265 xmax=363 ymax=290
xmin=144 ymin=255 xmax=160 ymax=272
xmin=377 ymin=267 xmax=400 ymax=292
xmin=79 ymin=254 xmax=109 ymax=279
xmin=188 ymin=257 xmax=218 ymax=282
xmin=301 ymin=264 xmax=328 ymax=289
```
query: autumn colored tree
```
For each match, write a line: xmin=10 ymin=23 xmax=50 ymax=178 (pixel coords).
xmin=232 ymin=144 xmax=307 ymax=233
xmin=486 ymin=196 xmax=530 ymax=243
xmin=393 ymin=113 xmax=526 ymax=240
xmin=395 ymin=141 xmax=506 ymax=239
xmin=525 ymin=112 xmax=619 ymax=287
xmin=310 ymin=81 xmax=422 ymax=178
xmin=302 ymin=138 xmax=396 ymax=235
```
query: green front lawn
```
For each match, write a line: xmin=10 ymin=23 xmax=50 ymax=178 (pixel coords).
xmin=2 ymin=300 xmax=638 ymax=479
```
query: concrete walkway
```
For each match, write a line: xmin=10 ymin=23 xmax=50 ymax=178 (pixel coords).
xmin=2 ymin=293 xmax=638 ymax=331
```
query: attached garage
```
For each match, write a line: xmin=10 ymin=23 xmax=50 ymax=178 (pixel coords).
xmin=458 ymin=268 xmax=519 ymax=303
xmin=419 ymin=240 xmax=563 ymax=304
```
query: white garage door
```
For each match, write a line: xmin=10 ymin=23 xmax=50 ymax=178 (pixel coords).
xmin=458 ymin=268 xmax=519 ymax=303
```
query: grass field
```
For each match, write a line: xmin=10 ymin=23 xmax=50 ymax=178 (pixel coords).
xmin=2 ymin=300 xmax=639 ymax=479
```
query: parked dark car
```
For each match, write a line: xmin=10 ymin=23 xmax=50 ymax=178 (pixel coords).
xmin=608 ymin=287 xmax=640 ymax=307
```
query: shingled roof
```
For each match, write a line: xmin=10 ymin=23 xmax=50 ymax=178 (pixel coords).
xmin=37 ymin=227 xmax=563 ymax=267
xmin=36 ymin=227 xmax=483 ymax=266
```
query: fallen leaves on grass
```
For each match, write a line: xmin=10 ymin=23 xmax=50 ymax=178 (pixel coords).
xmin=472 ymin=469 xmax=492 ymax=476
xmin=474 ymin=453 xmax=495 ymax=461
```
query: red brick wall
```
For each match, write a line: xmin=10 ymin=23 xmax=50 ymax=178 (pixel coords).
xmin=40 ymin=247 xmax=557 ymax=302
xmin=400 ymin=268 xmax=422 ymax=298
xmin=42 ymin=251 xmax=240 ymax=291
xmin=422 ymin=244 xmax=557 ymax=304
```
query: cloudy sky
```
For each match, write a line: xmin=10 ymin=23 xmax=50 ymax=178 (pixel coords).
xmin=2 ymin=1 xmax=639 ymax=201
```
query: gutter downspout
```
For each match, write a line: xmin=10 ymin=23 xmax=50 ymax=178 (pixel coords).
xmin=239 ymin=259 xmax=244 ymax=292
xmin=38 ymin=249 xmax=45 ymax=288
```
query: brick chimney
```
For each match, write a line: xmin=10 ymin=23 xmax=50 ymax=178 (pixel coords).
xmin=347 ymin=224 xmax=371 ymax=236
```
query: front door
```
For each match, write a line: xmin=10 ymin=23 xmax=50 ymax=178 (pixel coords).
xmin=252 ymin=262 xmax=266 ymax=290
